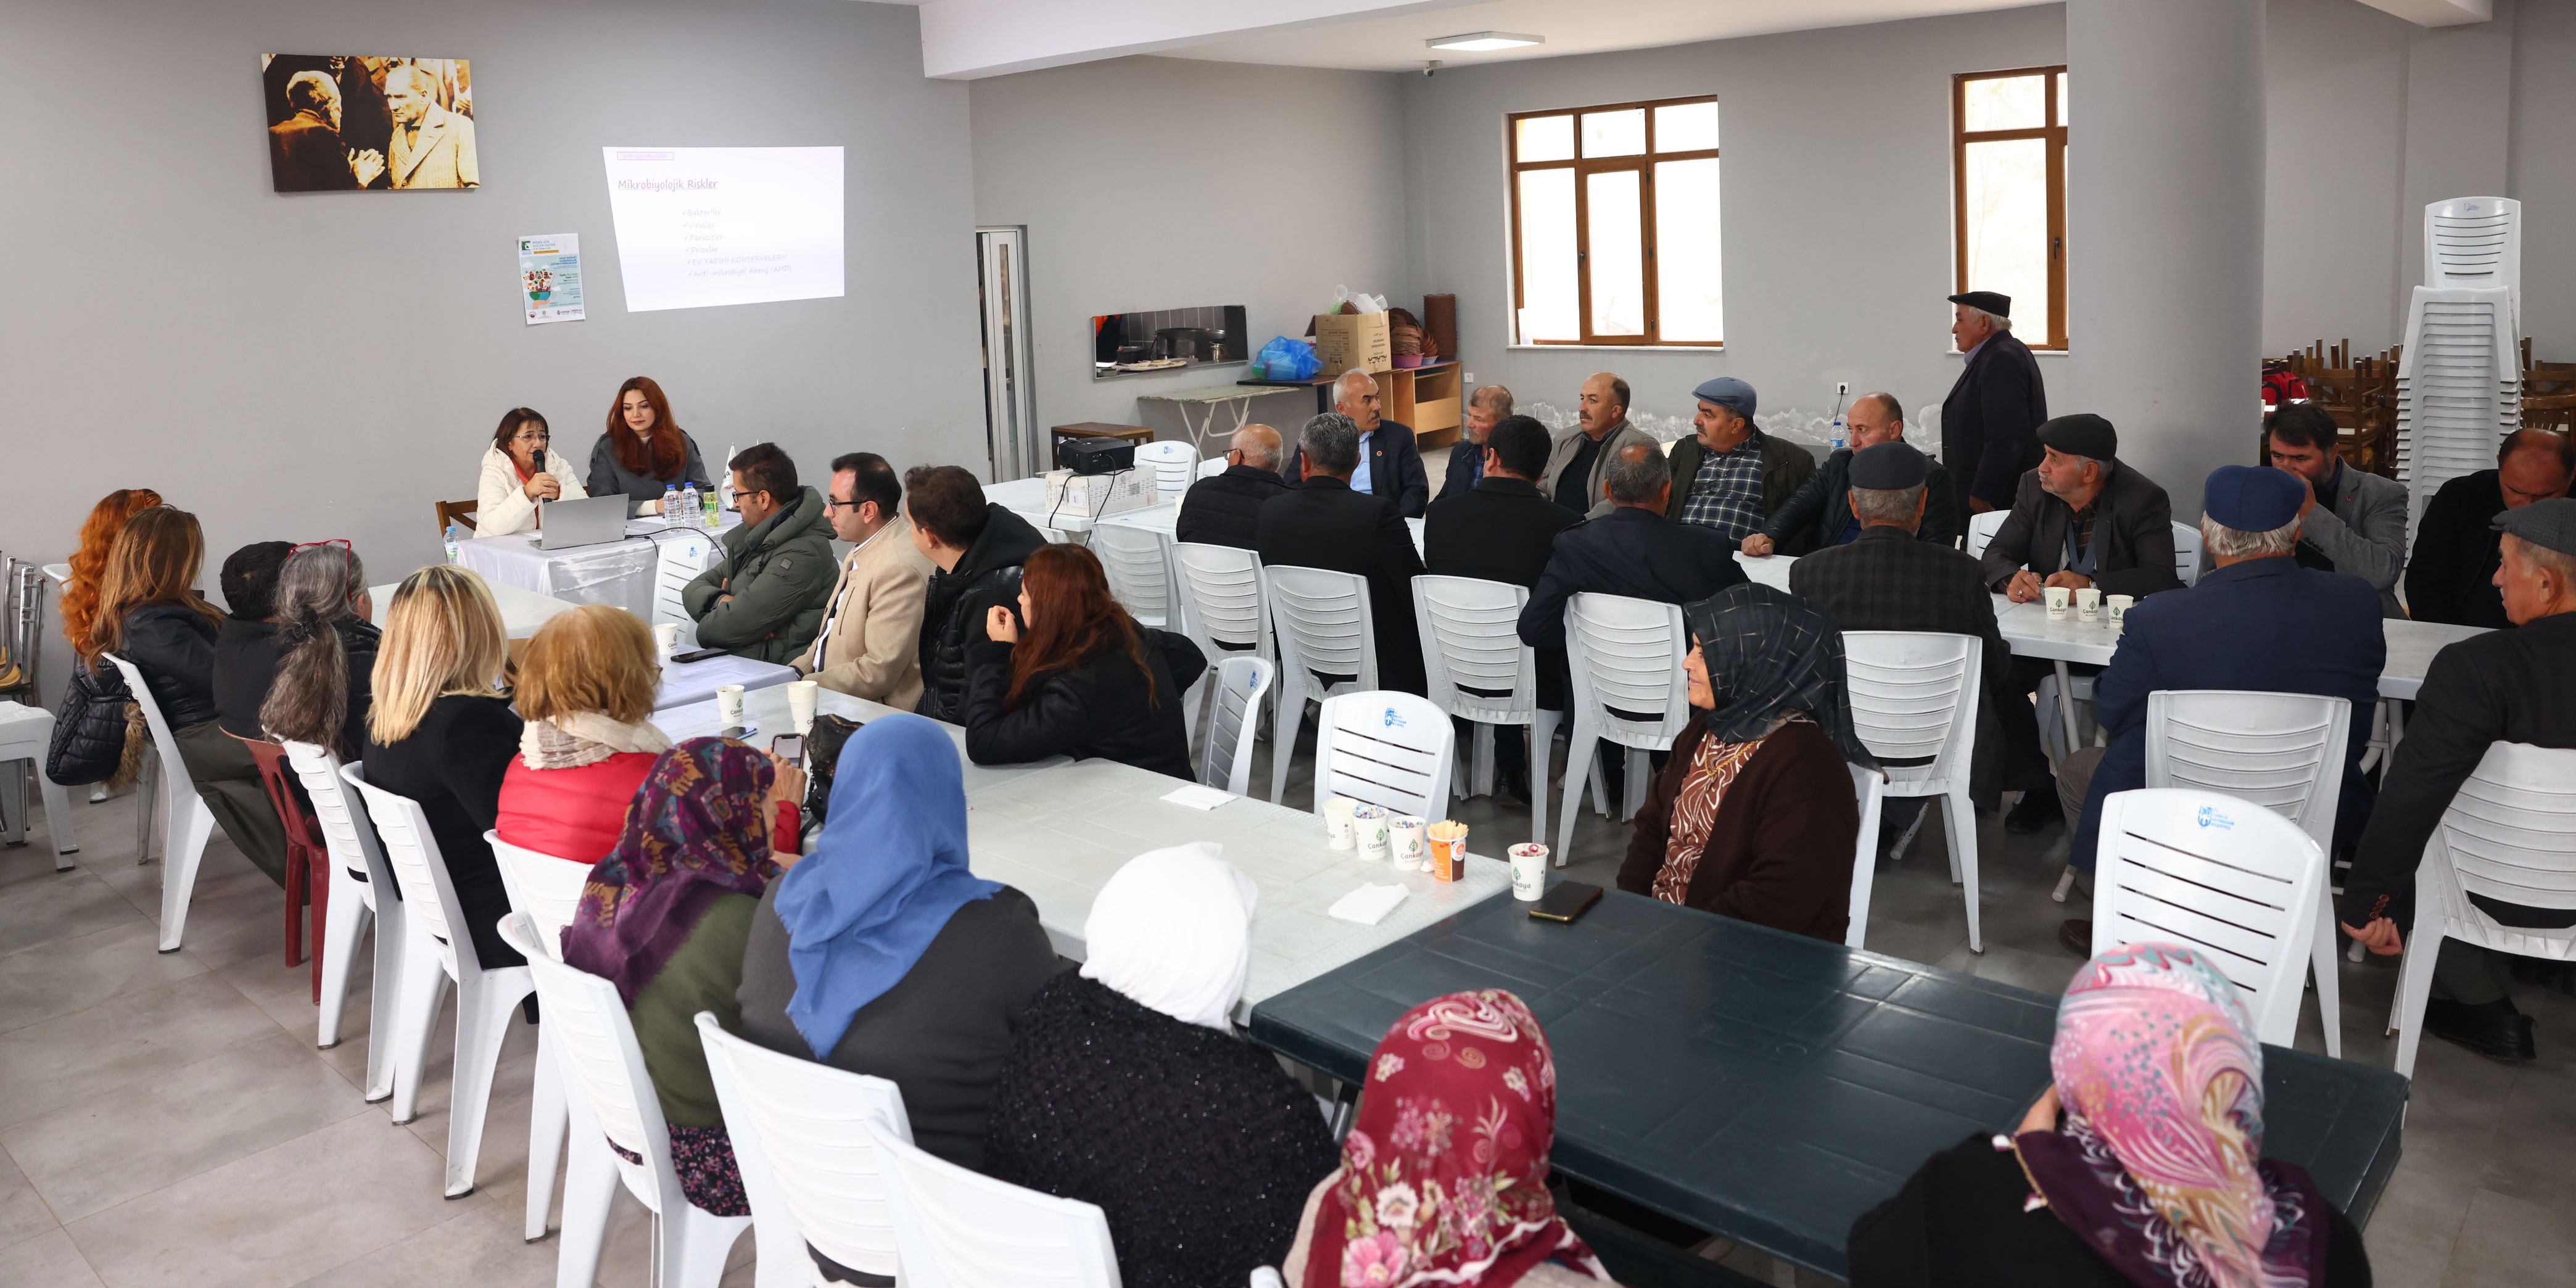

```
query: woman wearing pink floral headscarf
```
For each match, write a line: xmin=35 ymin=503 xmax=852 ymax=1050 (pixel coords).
xmin=1847 ymin=943 xmax=2372 ymax=1288
xmin=1282 ymin=989 xmax=1621 ymax=1288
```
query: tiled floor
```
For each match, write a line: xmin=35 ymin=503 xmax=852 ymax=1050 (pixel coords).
xmin=4 ymin=732 xmax=2571 ymax=1286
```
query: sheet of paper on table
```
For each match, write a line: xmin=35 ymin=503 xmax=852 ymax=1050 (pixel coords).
xmin=1160 ymin=783 xmax=1236 ymax=811
xmin=1329 ymin=883 xmax=1410 ymax=925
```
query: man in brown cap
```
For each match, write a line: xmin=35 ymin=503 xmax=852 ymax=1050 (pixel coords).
xmin=1941 ymin=291 xmax=2048 ymax=532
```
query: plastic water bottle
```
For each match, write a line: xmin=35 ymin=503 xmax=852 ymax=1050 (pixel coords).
xmin=679 ymin=483 xmax=700 ymax=532
xmin=443 ymin=522 xmax=466 ymax=564
xmin=1828 ymin=415 xmax=1847 ymax=454
xmin=703 ymin=489 xmax=720 ymax=530
xmin=663 ymin=484 xmax=682 ymax=529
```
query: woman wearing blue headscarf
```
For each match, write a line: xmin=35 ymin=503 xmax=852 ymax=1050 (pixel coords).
xmin=734 ymin=713 xmax=1060 ymax=1176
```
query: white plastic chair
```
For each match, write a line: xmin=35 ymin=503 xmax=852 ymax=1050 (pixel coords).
xmin=1414 ymin=575 xmax=1559 ymax=846
xmin=1199 ymin=656 xmax=1274 ymax=796
xmin=1196 ymin=457 xmax=1227 ymax=479
xmin=2091 ymin=789 xmax=2326 ymax=1047
xmin=1313 ymin=691 xmax=1454 ymax=824
xmin=2425 ymin=196 xmax=2522 ymax=321
xmin=0 ymin=703 xmax=76 ymax=869
xmin=1264 ymin=566 xmax=1378 ymax=805
xmin=490 ymin=832 xmax=597 ymax=1244
xmin=698 ymin=1012 xmax=913 ymax=1288
xmin=864 ymin=1113 xmax=1121 ymax=1288
xmin=2143 ymin=691 xmax=2353 ymax=1057
xmin=99 ymin=653 xmax=217 ymax=952
xmin=653 ymin=529 xmax=721 ymax=628
xmin=279 ymin=740 xmax=405 ymax=1100
xmin=497 ymin=914 xmax=751 ymax=1288
xmin=2390 ymin=741 xmax=2576 ymax=1080
xmin=1171 ymin=542 xmax=1271 ymax=743
xmin=1964 ymin=510 xmax=2007 ymax=561
xmin=341 ymin=761 xmax=534 ymax=1199
xmin=40 ymin=563 xmax=71 ymax=586
xmin=1136 ymin=439 xmax=1197 ymax=504
xmin=1557 ymin=594 xmax=1690 ymax=865
xmin=2172 ymin=521 xmax=2205 ymax=587
xmin=1089 ymin=524 xmax=1173 ymax=630
xmin=1841 ymin=632 xmax=1986 ymax=952
xmin=1845 ymin=765 xmax=1888 ymax=951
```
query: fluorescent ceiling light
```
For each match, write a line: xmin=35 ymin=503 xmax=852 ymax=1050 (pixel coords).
xmin=1426 ymin=31 xmax=1543 ymax=52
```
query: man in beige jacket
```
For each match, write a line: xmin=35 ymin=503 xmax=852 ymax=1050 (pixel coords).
xmin=796 ymin=452 xmax=934 ymax=708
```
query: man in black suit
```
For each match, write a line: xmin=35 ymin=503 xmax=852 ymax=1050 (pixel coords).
xmin=1746 ymin=390 xmax=1961 ymax=557
xmin=1256 ymin=413 xmax=1429 ymax=695
xmin=1282 ymin=369 xmax=1431 ymax=517
xmin=266 ymin=71 xmax=379 ymax=191
xmin=1426 ymin=415 xmax=1583 ymax=801
xmin=1174 ymin=423 xmax=1289 ymax=550
xmin=1519 ymin=443 xmax=1746 ymax=651
xmin=1439 ymin=384 xmax=1516 ymax=500
xmin=1940 ymin=291 xmax=2048 ymax=531
xmin=2405 ymin=428 xmax=2574 ymax=629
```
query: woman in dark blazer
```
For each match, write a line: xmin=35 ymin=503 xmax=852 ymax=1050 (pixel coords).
xmin=1619 ymin=582 xmax=1869 ymax=942
xmin=586 ymin=376 xmax=712 ymax=515
xmin=962 ymin=544 xmax=1203 ymax=779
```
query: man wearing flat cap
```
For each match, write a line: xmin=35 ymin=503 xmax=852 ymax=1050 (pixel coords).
xmin=1664 ymin=376 xmax=1817 ymax=543
xmin=1979 ymin=413 xmax=2184 ymax=833
xmin=2056 ymin=466 xmax=2384 ymax=954
xmin=2341 ymin=497 xmax=2576 ymax=1062
xmin=1941 ymin=291 xmax=2048 ymax=531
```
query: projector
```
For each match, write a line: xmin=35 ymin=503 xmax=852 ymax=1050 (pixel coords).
xmin=1057 ymin=437 xmax=1134 ymax=476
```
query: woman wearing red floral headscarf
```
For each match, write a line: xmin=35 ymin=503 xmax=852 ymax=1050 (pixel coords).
xmin=1282 ymin=989 xmax=1622 ymax=1288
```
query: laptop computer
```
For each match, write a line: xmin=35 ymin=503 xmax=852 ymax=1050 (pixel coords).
xmin=534 ymin=495 xmax=632 ymax=550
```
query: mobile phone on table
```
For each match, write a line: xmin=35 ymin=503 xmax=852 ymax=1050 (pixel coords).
xmin=669 ymin=647 xmax=729 ymax=664
xmin=1528 ymin=881 xmax=1602 ymax=924
xmin=770 ymin=733 xmax=806 ymax=764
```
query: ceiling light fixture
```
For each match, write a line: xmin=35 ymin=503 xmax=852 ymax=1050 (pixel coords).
xmin=1426 ymin=31 xmax=1543 ymax=52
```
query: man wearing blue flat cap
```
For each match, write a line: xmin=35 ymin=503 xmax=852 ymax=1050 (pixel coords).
xmin=2053 ymin=464 xmax=2384 ymax=955
xmin=1664 ymin=376 xmax=1817 ymax=543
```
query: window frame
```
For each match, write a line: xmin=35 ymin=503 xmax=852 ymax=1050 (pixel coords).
xmin=1506 ymin=94 xmax=1723 ymax=348
xmin=1951 ymin=65 xmax=2069 ymax=352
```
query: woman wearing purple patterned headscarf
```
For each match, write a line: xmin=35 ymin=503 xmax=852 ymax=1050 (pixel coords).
xmin=1846 ymin=943 xmax=2373 ymax=1288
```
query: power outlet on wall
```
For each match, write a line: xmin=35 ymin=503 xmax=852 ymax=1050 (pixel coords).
xmin=1465 ymin=371 xmax=1476 ymax=384
xmin=1836 ymin=381 xmax=1849 ymax=396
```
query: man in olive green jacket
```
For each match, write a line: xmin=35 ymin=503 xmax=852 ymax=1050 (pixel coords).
xmin=683 ymin=444 xmax=838 ymax=663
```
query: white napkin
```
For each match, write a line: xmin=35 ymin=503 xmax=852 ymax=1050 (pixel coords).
xmin=1328 ymin=883 xmax=1409 ymax=926
xmin=1160 ymin=783 xmax=1236 ymax=811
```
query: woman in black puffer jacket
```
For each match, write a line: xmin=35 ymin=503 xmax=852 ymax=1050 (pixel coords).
xmin=962 ymin=543 xmax=1205 ymax=780
xmin=88 ymin=507 xmax=289 ymax=883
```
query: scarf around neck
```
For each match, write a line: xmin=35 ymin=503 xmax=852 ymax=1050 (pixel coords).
xmin=1683 ymin=582 xmax=1877 ymax=769
xmin=519 ymin=710 xmax=674 ymax=770
xmin=558 ymin=738 xmax=778 ymax=1006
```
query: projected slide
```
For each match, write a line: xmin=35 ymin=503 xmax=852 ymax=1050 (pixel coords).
xmin=601 ymin=146 xmax=844 ymax=312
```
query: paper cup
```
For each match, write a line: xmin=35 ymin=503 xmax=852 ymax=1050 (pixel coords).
xmin=1354 ymin=805 xmax=1391 ymax=862
xmin=653 ymin=622 xmax=682 ymax=657
xmin=2076 ymin=587 xmax=2102 ymax=621
xmin=1390 ymin=816 xmax=1427 ymax=870
xmin=786 ymin=680 xmax=819 ymax=733
xmin=716 ymin=684 xmax=746 ymax=727
xmin=2106 ymin=594 xmax=2134 ymax=628
xmin=1509 ymin=843 xmax=1549 ymax=901
xmin=2044 ymin=585 xmax=2072 ymax=619
xmin=1323 ymin=796 xmax=1357 ymax=851
xmin=1428 ymin=820 xmax=1468 ymax=882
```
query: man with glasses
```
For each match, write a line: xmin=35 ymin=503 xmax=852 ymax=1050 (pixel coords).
xmin=795 ymin=452 xmax=935 ymax=706
xmin=682 ymin=443 xmax=838 ymax=663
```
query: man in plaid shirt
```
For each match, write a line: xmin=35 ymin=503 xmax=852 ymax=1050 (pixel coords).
xmin=1665 ymin=377 xmax=1816 ymax=544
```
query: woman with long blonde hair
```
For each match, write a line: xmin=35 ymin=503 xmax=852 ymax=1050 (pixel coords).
xmin=92 ymin=506 xmax=290 ymax=883
xmin=364 ymin=564 xmax=527 ymax=967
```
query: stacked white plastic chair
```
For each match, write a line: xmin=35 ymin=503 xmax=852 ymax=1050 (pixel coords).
xmin=490 ymin=833 xmax=595 ymax=1246
xmin=2141 ymin=691 xmax=2352 ymax=1057
xmin=2396 ymin=198 xmax=2522 ymax=546
xmin=1263 ymin=566 xmax=1378 ymax=804
xmin=2391 ymin=742 xmax=2576 ymax=1080
xmin=1135 ymin=439 xmax=1197 ymax=504
xmin=698 ymin=1013 xmax=912 ymax=1288
xmin=1557 ymin=593 xmax=1691 ymax=865
xmin=280 ymin=740 xmax=404 ymax=1101
xmin=2092 ymin=789 xmax=2327 ymax=1047
xmin=1089 ymin=524 xmax=1174 ymax=630
xmin=1841 ymin=632 xmax=1986 ymax=952
xmin=1413 ymin=575 xmax=1558 ymax=846
xmin=99 ymin=653 xmax=216 ymax=951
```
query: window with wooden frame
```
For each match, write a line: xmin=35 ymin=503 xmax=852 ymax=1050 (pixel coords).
xmin=1953 ymin=67 xmax=2068 ymax=350
xmin=1508 ymin=96 xmax=1722 ymax=347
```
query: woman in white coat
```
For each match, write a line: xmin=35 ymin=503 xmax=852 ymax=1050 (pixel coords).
xmin=476 ymin=407 xmax=587 ymax=535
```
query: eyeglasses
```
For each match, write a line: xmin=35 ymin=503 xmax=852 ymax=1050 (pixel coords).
xmin=822 ymin=495 xmax=865 ymax=513
xmin=511 ymin=432 xmax=550 ymax=445
xmin=292 ymin=539 xmax=352 ymax=554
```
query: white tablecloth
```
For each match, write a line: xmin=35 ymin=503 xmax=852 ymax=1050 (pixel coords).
xmin=367 ymin=580 xmax=577 ymax=639
xmin=456 ymin=518 xmax=733 ymax=621
xmin=655 ymin=651 xmax=799 ymax=711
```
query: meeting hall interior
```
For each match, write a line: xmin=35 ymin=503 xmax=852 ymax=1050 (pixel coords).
xmin=3 ymin=1 xmax=2576 ymax=1286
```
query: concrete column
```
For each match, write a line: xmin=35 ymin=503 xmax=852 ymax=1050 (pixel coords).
xmin=2066 ymin=0 xmax=2266 ymax=520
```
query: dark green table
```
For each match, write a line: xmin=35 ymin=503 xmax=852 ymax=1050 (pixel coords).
xmin=1248 ymin=889 xmax=2408 ymax=1282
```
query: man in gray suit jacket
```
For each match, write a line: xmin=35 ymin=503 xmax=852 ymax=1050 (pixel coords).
xmin=2266 ymin=403 xmax=2408 ymax=616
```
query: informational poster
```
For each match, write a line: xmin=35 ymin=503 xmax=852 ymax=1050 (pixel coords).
xmin=599 ymin=146 xmax=844 ymax=313
xmin=519 ymin=233 xmax=585 ymax=324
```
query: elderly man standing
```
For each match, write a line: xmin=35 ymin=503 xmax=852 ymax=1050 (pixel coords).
xmin=2406 ymin=427 xmax=2575 ymax=629
xmin=2263 ymin=403 xmax=2408 ymax=615
xmin=796 ymin=452 xmax=934 ymax=708
xmin=1746 ymin=392 xmax=1959 ymax=556
xmin=1665 ymin=377 xmax=1817 ymax=544
xmin=1941 ymin=292 xmax=2047 ymax=529
xmin=2054 ymin=466 xmax=2384 ymax=953
xmin=1281 ymin=369 xmax=1429 ymax=517
xmin=384 ymin=63 xmax=478 ymax=189
xmin=2343 ymin=499 xmax=2576 ymax=1061
xmin=1540 ymin=373 xmax=1656 ymax=518
xmin=1441 ymin=385 xmax=1516 ymax=500
xmin=1258 ymin=414 xmax=1429 ymax=695
xmin=1979 ymin=413 xmax=2182 ymax=833
xmin=1175 ymin=423 xmax=1290 ymax=550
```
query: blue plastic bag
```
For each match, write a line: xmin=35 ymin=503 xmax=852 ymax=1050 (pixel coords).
xmin=1256 ymin=336 xmax=1320 ymax=381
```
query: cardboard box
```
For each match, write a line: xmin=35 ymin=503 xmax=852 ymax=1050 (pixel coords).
xmin=1312 ymin=312 xmax=1392 ymax=379
xmin=1042 ymin=468 xmax=1155 ymax=519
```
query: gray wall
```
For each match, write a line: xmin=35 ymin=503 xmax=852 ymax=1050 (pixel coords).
xmin=968 ymin=56 xmax=1414 ymax=442
xmin=0 ymin=0 xmax=982 ymax=696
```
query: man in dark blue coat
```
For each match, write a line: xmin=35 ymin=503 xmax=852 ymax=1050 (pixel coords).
xmin=2055 ymin=466 xmax=2385 ymax=953
xmin=1939 ymin=291 xmax=2047 ymax=532
xmin=1439 ymin=384 xmax=1516 ymax=501
xmin=1282 ymin=369 xmax=1431 ymax=517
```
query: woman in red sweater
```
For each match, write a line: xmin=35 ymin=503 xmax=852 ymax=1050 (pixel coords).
xmin=497 ymin=604 xmax=671 ymax=862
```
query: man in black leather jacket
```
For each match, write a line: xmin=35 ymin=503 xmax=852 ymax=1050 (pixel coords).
xmin=906 ymin=465 xmax=1049 ymax=723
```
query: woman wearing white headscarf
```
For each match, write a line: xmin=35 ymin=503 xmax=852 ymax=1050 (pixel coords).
xmin=983 ymin=844 xmax=1340 ymax=1288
